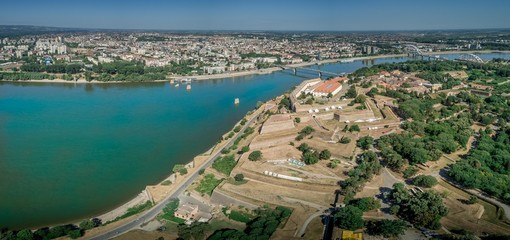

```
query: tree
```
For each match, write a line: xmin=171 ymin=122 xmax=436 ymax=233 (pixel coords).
xmin=366 ymin=219 xmax=408 ymax=237
xmin=173 ymin=164 xmax=188 ymax=175
xmin=297 ymin=143 xmax=310 ymax=152
xmin=354 ymin=94 xmax=367 ymax=104
xmin=68 ymin=229 xmax=83 ymax=239
xmin=339 ymin=136 xmax=351 ymax=144
xmin=356 ymin=136 xmax=374 ymax=150
xmin=248 ymin=150 xmax=262 ymax=161
xmin=302 ymin=151 xmax=319 ymax=165
xmin=467 ymin=195 xmax=478 ymax=204
xmin=334 ymin=206 xmax=364 ymax=230
xmin=240 ymin=146 xmax=250 ymax=153
xmin=349 ymin=197 xmax=381 ymax=212
xmin=319 ymin=149 xmax=331 ymax=160
xmin=15 ymin=229 xmax=34 ymax=240
xmin=412 ymin=175 xmax=438 ymax=187
xmin=294 ymin=117 xmax=301 ymax=123
xmin=233 ymin=126 xmax=241 ymax=133
xmin=346 ymin=86 xmax=358 ymax=98
xmin=390 ymin=183 xmax=448 ymax=229
xmin=79 ymin=219 xmax=99 ymax=230
xmin=349 ymin=124 xmax=361 ymax=132
xmin=84 ymin=71 xmax=93 ymax=81
xmin=178 ymin=222 xmax=207 ymax=240
xmin=234 ymin=174 xmax=244 ymax=182
xmin=299 ymin=126 xmax=315 ymax=135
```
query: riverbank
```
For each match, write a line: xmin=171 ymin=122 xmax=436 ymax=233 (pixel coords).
xmin=2 ymin=50 xmax=509 ymax=84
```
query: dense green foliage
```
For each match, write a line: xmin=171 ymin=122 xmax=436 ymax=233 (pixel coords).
xmin=356 ymin=136 xmax=374 ymax=150
xmin=248 ymin=150 xmax=262 ymax=161
xmin=196 ymin=174 xmax=222 ymax=196
xmin=222 ymin=208 xmax=255 ymax=223
xmin=208 ymin=206 xmax=292 ymax=240
xmin=365 ymin=219 xmax=408 ymax=237
xmin=296 ymin=125 xmax=315 ymax=140
xmin=412 ymin=175 xmax=438 ymax=187
xmin=334 ymin=205 xmax=364 ymax=230
xmin=340 ymin=151 xmax=382 ymax=202
xmin=173 ymin=164 xmax=188 ymax=175
xmin=348 ymin=197 xmax=381 ymax=212
xmin=178 ymin=222 xmax=207 ymax=240
xmin=389 ymin=183 xmax=448 ymax=229
xmin=212 ymin=155 xmax=237 ymax=175
xmin=161 ymin=198 xmax=185 ymax=223
xmin=449 ymin=127 xmax=510 ymax=203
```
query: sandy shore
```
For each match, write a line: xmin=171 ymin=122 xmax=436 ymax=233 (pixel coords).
xmin=2 ymin=50 xmax=509 ymax=85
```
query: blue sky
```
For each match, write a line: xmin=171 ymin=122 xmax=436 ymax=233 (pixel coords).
xmin=1 ymin=0 xmax=509 ymax=31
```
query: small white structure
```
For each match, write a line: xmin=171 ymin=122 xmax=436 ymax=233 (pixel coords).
xmin=234 ymin=98 xmax=240 ymax=105
xmin=264 ymin=171 xmax=303 ymax=182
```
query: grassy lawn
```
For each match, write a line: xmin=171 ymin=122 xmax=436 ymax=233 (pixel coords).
xmin=438 ymin=180 xmax=509 ymax=228
xmin=212 ymin=155 xmax=237 ymax=176
xmin=222 ymin=208 xmax=256 ymax=223
xmin=196 ymin=174 xmax=222 ymax=196
xmin=160 ymin=198 xmax=186 ymax=224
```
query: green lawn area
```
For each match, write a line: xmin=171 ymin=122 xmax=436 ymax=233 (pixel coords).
xmin=160 ymin=198 xmax=186 ymax=224
xmin=196 ymin=174 xmax=222 ymax=196
xmin=222 ymin=208 xmax=255 ymax=223
xmin=212 ymin=155 xmax=237 ymax=176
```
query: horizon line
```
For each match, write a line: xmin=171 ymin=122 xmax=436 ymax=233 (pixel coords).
xmin=2 ymin=24 xmax=510 ymax=33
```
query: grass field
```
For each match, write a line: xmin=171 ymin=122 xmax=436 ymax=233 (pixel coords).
xmin=196 ymin=174 xmax=223 ymax=196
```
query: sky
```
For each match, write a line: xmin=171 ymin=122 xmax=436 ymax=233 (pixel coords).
xmin=1 ymin=0 xmax=510 ymax=31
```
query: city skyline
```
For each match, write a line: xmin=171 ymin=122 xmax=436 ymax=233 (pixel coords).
xmin=2 ymin=0 xmax=510 ymax=31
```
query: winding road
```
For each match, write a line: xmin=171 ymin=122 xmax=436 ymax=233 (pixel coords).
xmin=90 ymin=109 xmax=263 ymax=240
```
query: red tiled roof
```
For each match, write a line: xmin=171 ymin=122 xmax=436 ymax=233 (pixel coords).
xmin=314 ymin=79 xmax=342 ymax=93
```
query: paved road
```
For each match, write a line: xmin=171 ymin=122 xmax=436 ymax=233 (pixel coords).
xmin=295 ymin=210 xmax=324 ymax=237
xmin=90 ymin=110 xmax=263 ymax=240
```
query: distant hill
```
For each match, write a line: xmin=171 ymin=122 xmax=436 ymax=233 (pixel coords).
xmin=0 ymin=25 xmax=87 ymax=37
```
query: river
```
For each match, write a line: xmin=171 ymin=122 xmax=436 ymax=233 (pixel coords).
xmin=0 ymin=52 xmax=509 ymax=229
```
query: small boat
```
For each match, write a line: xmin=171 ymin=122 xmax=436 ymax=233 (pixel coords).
xmin=234 ymin=98 xmax=240 ymax=105
xmin=170 ymin=79 xmax=175 ymax=84
xmin=186 ymin=85 xmax=191 ymax=90
xmin=175 ymin=84 xmax=179 ymax=87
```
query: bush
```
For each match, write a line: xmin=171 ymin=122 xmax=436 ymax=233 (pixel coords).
xmin=173 ymin=164 xmax=188 ymax=176
xmin=349 ymin=197 xmax=381 ymax=212
xmin=294 ymin=117 xmax=301 ymax=123
xmin=319 ymin=149 xmax=331 ymax=160
xmin=329 ymin=159 xmax=340 ymax=168
xmin=412 ymin=175 xmax=438 ymax=187
xmin=403 ymin=166 xmax=418 ymax=178
xmin=248 ymin=150 xmax=262 ymax=161
xmin=295 ymin=134 xmax=304 ymax=141
xmin=339 ymin=136 xmax=351 ymax=144
xmin=68 ymin=229 xmax=84 ymax=239
xmin=467 ymin=195 xmax=478 ymax=204
xmin=198 ymin=169 xmax=205 ymax=175
xmin=234 ymin=174 xmax=244 ymax=182
xmin=240 ymin=146 xmax=250 ymax=153
xmin=233 ymin=126 xmax=242 ymax=133
xmin=299 ymin=126 xmax=315 ymax=135
xmin=349 ymin=124 xmax=361 ymax=132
